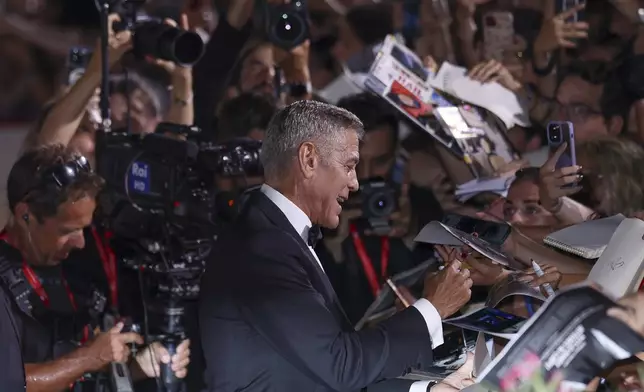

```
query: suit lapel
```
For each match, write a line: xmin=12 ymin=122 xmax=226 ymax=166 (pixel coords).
xmin=249 ymin=192 xmax=353 ymax=329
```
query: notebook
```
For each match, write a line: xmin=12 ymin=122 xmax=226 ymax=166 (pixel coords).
xmin=587 ymin=218 xmax=644 ymax=298
xmin=542 ymin=214 xmax=626 ymax=259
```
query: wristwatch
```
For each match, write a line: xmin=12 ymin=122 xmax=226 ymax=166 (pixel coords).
xmin=284 ymin=82 xmax=312 ymax=98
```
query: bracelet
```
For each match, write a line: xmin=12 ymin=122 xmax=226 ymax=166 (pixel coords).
xmin=284 ymin=82 xmax=312 ymax=98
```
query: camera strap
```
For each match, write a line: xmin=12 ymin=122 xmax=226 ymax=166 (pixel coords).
xmin=0 ymin=231 xmax=90 ymax=345
xmin=90 ymin=226 xmax=118 ymax=313
xmin=349 ymin=224 xmax=390 ymax=298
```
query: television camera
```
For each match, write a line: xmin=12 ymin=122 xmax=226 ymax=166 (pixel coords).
xmin=95 ymin=123 xmax=262 ymax=391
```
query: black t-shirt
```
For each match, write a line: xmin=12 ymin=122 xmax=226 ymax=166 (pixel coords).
xmin=0 ymin=241 xmax=90 ymax=364
xmin=0 ymin=283 xmax=26 ymax=391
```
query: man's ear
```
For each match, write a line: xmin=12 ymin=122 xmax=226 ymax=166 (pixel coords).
xmin=298 ymin=142 xmax=319 ymax=179
xmin=13 ymin=203 xmax=31 ymax=228
xmin=607 ymin=115 xmax=624 ymax=136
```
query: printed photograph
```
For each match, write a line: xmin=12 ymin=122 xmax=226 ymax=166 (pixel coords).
xmin=391 ymin=44 xmax=428 ymax=82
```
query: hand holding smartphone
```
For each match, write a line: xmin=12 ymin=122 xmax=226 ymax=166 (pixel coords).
xmin=546 ymin=121 xmax=576 ymax=170
xmin=539 ymin=122 xmax=583 ymax=210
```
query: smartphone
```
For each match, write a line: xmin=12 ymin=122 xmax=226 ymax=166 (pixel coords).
xmin=556 ymin=0 xmax=585 ymax=22
xmin=482 ymin=11 xmax=515 ymax=62
xmin=547 ymin=121 xmax=576 ymax=169
xmin=441 ymin=213 xmax=511 ymax=247
xmin=67 ymin=46 xmax=93 ymax=86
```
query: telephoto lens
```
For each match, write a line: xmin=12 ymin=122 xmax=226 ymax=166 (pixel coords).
xmin=133 ymin=21 xmax=205 ymax=66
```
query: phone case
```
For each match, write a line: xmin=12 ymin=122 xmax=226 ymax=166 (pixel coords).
xmin=547 ymin=121 xmax=576 ymax=170
xmin=482 ymin=12 xmax=515 ymax=62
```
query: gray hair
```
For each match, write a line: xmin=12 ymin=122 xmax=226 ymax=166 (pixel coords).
xmin=260 ymin=100 xmax=364 ymax=179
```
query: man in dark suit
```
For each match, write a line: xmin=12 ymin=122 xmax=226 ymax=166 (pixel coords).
xmin=199 ymin=100 xmax=473 ymax=392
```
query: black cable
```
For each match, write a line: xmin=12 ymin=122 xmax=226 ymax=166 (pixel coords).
xmin=97 ymin=0 xmax=112 ymax=132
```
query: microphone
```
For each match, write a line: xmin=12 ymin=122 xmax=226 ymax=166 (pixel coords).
xmin=103 ymin=314 xmax=135 ymax=392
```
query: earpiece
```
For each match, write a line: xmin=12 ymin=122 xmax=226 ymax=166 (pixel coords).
xmin=22 ymin=214 xmax=29 ymax=224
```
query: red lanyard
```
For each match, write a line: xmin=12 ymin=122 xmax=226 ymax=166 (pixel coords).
xmin=90 ymin=226 xmax=118 ymax=312
xmin=0 ymin=230 xmax=89 ymax=344
xmin=349 ymin=223 xmax=390 ymax=298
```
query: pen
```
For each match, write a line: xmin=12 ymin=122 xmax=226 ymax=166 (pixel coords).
xmin=531 ymin=260 xmax=556 ymax=298
xmin=386 ymin=278 xmax=411 ymax=308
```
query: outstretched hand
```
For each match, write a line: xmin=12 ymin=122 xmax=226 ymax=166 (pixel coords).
xmin=538 ymin=142 xmax=582 ymax=212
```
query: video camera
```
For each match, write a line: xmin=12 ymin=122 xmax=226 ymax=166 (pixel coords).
xmin=96 ymin=123 xmax=262 ymax=233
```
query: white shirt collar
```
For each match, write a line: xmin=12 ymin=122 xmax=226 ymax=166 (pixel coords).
xmin=260 ymin=184 xmax=313 ymax=244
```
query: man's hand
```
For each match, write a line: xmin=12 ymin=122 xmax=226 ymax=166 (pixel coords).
xmin=86 ymin=323 xmax=144 ymax=370
xmin=538 ymin=142 xmax=583 ymax=212
xmin=423 ymin=259 xmax=473 ymax=319
xmin=467 ymin=60 xmax=522 ymax=92
xmin=86 ymin=14 xmax=133 ymax=75
xmin=533 ymin=3 xmax=588 ymax=54
xmin=517 ymin=263 xmax=562 ymax=293
xmin=608 ymin=292 xmax=644 ymax=336
xmin=437 ymin=245 xmax=508 ymax=287
xmin=135 ymin=339 xmax=191 ymax=379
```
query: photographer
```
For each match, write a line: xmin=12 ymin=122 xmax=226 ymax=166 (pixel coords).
xmin=325 ymin=93 xmax=443 ymax=324
xmin=30 ymin=13 xmax=195 ymax=158
xmin=1 ymin=145 xmax=190 ymax=391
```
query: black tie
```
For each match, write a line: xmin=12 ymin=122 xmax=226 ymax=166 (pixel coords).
xmin=307 ymin=225 xmax=322 ymax=248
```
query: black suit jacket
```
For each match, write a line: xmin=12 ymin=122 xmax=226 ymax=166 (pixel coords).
xmin=199 ymin=191 xmax=435 ymax=392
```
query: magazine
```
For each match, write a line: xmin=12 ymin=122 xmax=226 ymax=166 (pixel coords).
xmin=355 ymin=259 xmax=436 ymax=330
xmin=365 ymin=35 xmax=460 ymax=156
xmin=414 ymin=221 xmax=528 ymax=271
xmin=434 ymin=106 xmax=516 ymax=179
xmin=477 ymin=283 xmax=644 ymax=391
xmin=444 ymin=307 xmax=527 ymax=340
xmin=486 ymin=273 xmax=546 ymax=308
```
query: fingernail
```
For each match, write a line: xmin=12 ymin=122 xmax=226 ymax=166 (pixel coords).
xmin=577 ymin=174 xmax=584 ymax=180
xmin=162 ymin=354 xmax=171 ymax=363
xmin=576 ymin=165 xmax=583 ymax=172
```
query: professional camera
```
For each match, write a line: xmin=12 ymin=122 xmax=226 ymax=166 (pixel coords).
xmin=349 ymin=177 xmax=398 ymax=234
xmin=113 ymin=0 xmax=205 ymax=66
xmin=96 ymin=125 xmax=263 ymax=390
xmin=254 ymin=0 xmax=309 ymax=50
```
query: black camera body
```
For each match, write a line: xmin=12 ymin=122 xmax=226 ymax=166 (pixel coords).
xmin=357 ymin=178 xmax=398 ymax=234
xmin=254 ymin=0 xmax=309 ymax=50
xmin=112 ymin=0 xmax=205 ymax=66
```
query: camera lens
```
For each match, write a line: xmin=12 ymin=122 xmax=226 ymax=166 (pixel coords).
xmin=367 ymin=190 xmax=395 ymax=218
xmin=549 ymin=125 xmax=561 ymax=142
xmin=272 ymin=13 xmax=305 ymax=45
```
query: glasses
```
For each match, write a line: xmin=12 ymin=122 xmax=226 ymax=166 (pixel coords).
xmin=556 ymin=100 xmax=602 ymax=124
xmin=40 ymin=155 xmax=92 ymax=188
